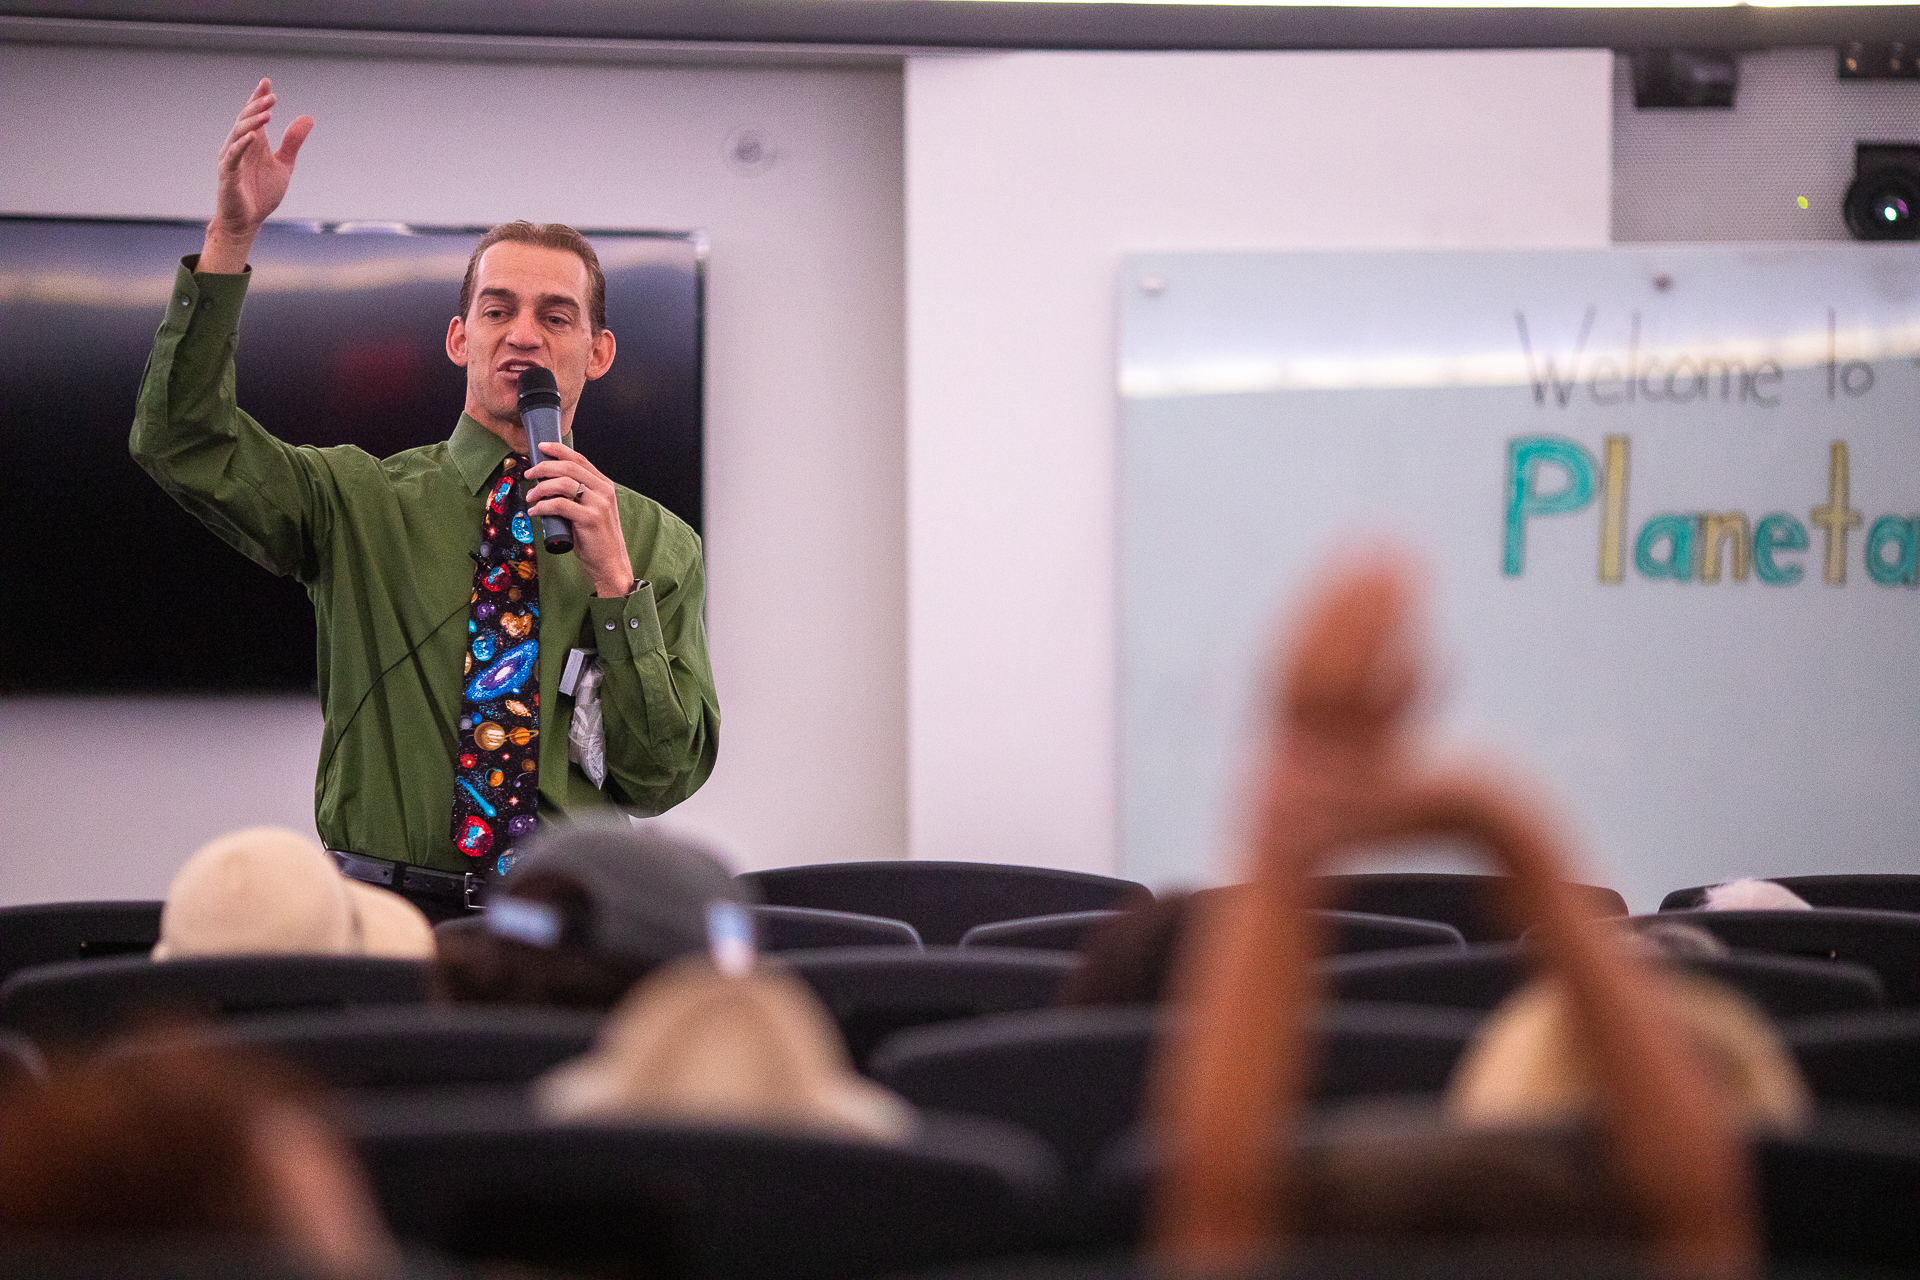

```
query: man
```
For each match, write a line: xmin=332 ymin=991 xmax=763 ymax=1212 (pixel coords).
xmin=132 ymin=79 xmax=719 ymax=921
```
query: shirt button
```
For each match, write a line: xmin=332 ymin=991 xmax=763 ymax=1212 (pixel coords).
xmin=628 ymin=618 xmax=639 ymax=629
xmin=604 ymin=621 xmax=615 ymax=631
xmin=178 ymin=297 xmax=190 ymax=307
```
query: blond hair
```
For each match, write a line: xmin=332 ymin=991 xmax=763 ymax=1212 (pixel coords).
xmin=535 ymin=957 xmax=915 ymax=1143
xmin=1447 ymin=972 xmax=1810 ymax=1134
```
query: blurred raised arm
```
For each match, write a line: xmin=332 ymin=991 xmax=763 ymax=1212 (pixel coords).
xmin=1149 ymin=552 xmax=1756 ymax=1279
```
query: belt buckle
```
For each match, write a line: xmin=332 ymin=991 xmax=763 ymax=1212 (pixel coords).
xmin=464 ymin=873 xmax=486 ymax=911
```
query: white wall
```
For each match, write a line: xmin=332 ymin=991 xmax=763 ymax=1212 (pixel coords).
xmin=0 ymin=42 xmax=907 ymax=898
xmin=905 ymin=51 xmax=1613 ymax=876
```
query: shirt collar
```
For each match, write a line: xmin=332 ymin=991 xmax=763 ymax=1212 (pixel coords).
xmin=450 ymin=415 xmax=512 ymax=495
xmin=448 ymin=414 xmax=573 ymax=495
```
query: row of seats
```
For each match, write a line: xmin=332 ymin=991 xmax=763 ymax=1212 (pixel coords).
xmin=13 ymin=865 xmax=1920 ymax=984
xmin=9 ymin=866 xmax=1920 ymax=1276
xmin=0 ymin=929 xmax=1902 ymax=1055
xmin=0 ymin=990 xmax=1902 ymax=1274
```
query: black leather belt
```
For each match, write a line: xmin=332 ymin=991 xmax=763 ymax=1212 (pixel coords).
xmin=330 ymin=849 xmax=486 ymax=911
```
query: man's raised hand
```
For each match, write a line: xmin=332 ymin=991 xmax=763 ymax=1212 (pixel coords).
xmin=199 ymin=78 xmax=313 ymax=274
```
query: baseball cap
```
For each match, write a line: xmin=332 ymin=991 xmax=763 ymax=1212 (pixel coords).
xmin=483 ymin=819 xmax=753 ymax=968
xmin=153 ymin=826 xmax=434 ymax=961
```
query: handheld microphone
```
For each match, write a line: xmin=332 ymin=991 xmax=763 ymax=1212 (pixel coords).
xmin=516 ymin=366 xmax=574 ymax=555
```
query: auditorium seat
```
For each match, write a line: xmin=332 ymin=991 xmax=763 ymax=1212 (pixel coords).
xmin=754 ymin=904 xmax=922 ymax=951
xmin=0 ymin=1028 xmax=46 ymax=1092
xmin=959 ymin=910 xmax=1122 ymax=951
xmin=1324 ymin=941 xmax=1884 ymax=1018
xmin=1757 ymin=1110 xmax=1920 ymax=1272
xmin=881 ymin=1244 xmax=1652 ymax=1279
xmin=0 ymin=900 xmax=164 ymax=984
xmin=780 ymin=947 xmax=1077 ymax=1068
xmin=739 ymin=861 xmax=1147 ymax=946
xmin=1787 ymin=1009 xmax=1920 ymax=1112
xmin=109 ymin=1004 xmax=600 ymax=1093
xmin=350 ymin=1094 xmax=1059 ymax=1280
xmin=869 ymin=1003 xmax=1481 ymax=1195
xmin=1634 ymin=909 xmax=1920 ymax=1005
xmin=0 ymin=1244 xmax=316 ymax=1279
xmin=1310 ymin=873 xmax=1627 ymax=943
xmin=1315 ymin=911 xmax=1466 ymax=955
xmin=1660 ymin=873 xmax=1920 ymax=915
xmin=958 ymin=909 xmax=1464 ymax=956
xmin=1082 ymin=1111 xmax=1920 ymax=1272
xmin=0 ymin=955 xmax=432 ymax=1048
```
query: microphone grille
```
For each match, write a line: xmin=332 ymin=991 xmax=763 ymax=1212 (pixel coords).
xmin=517 ymin=366 xmax=561 ymax=409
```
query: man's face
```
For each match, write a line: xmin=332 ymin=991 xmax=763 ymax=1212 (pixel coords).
xmin=446 ymin=241 xmax=616 ymax=439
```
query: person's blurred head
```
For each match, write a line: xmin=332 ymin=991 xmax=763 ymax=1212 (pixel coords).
xmin=535 ymin=956 xmax=916 ymax=1143
xmin=1702 ymin=878 xmax=1813 ymax=912
xmin=1059 ymin=887 xmax=1215 ymax=1007
xmin=0 ymin=1048 xmax=397 ymax=1278
xmin=435 ymin=818 xmax=752 ymax=1010
xmin=154 ymin=827 xmax=433 ymax=962
xmin=1447 ymin=971 xmax=1811 ymax=1135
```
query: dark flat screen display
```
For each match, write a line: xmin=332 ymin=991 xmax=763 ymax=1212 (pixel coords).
xmin=0 ymin=217 xmax=703 ymax=693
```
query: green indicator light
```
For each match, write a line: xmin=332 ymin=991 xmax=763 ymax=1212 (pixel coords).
xmin=1796 ymin=196 xmax=1810 ymax=210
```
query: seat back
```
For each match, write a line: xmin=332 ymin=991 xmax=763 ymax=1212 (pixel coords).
xmin=960 ymin=910 xmax=1122 ymax=951
xmin=1758 ymin=1113 xmax=1920 ymax=1271
xmin=1085 ymin=1113 xmax=1920 ymax=1271
xmin=1788 ymin=1009 xmax=1920 ymax=1110
xmin=0 ymin=1029 xmax=46 ymax=1092
xmin=1661 ymin=873 xmax=1920 ymax=915
xmin=1323 ymin=943 xmax=1526 ymax=1010
xmin=352 ymin=1103 xmax=1057 ymax=1280
xmin=739 ymin=861 xmax=1146 ymax=945
xmin=959 ymin=909 xmax=1465 ymax=957
xmin=1326 ymin=942 xmax=1885 ymax=1018
xmin=869 ymin=1002 xmax=1482 ymax=1193
xmin=0 ymin=955 xmax=432 ymax=1048
xmin=111 ymin=1004 xmax=600 ymax=1091
xmin=1318 ymin=910 xmax=1466 ymax=954
xmin=1640 ymin=909 xmax=1920 ymax=1005
xmin=0 ymin=900 xmax=164 ymax=983
xmin=753 ymin=904 xmax=922 ymax=951
xmin=1311 ymin=874 xmax=1627 ymax=943
xmin=781 ymin=947 xmax=1077 ymax=1068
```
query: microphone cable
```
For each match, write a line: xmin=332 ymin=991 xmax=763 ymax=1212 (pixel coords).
xmin=315 ymin=551 xmax=481 ymax=797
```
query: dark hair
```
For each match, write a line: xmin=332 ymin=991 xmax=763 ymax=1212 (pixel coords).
xmin=434 ymin=869 xmax=655 ymax=1010
xmin=1058 ymin=888 xmax=1201 ymax=1007
xmin=458 ymin=221 xmax=607 ymax=334
xmin=0 ymin=1048 xmax=319 ymax=1243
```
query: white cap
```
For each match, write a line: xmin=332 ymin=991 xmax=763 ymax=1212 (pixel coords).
xmin=153 ymin=827 xmax=433 ymax=962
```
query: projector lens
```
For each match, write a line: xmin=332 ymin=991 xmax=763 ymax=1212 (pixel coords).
xmin=1845 ymin=169 xmax=1920 ymax=241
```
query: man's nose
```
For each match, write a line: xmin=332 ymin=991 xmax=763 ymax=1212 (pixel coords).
xmin=507 ymin=313 xmax=543 ymax=346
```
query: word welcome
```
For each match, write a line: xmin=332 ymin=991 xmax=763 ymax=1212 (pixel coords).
xmin=1502 ymin=434 xmax=1919 ymax=587
xmin=1515 ymin=309 xmax=1878 ymax=411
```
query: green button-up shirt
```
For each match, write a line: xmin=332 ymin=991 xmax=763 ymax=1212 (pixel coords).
xmin=131 ymin=259 xmax=719 ymax=872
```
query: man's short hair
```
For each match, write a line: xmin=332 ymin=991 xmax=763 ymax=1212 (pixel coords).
xmin=458 ymin=221 xmax=607 ymax=334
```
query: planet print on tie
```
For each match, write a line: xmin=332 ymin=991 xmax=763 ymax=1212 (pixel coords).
xmin=450 ymin=454 xmax=542 ymax=884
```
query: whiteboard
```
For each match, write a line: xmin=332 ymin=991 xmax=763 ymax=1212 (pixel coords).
xmin=1119 ymin=246 xmax=1920 ymax=910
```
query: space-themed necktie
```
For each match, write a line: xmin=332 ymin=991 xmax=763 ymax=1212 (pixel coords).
xmin=450 ymin=454 xmax=542 ymax=882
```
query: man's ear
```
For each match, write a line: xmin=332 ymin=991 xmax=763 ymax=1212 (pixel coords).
xmin=585 ymin=327 xmax=616 ymax=382
xmin=446 ymin=315 xmax=469 ymax=367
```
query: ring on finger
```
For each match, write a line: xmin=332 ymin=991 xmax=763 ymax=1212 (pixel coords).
xmin=574 ymin=485 xmax=586 ymax=502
